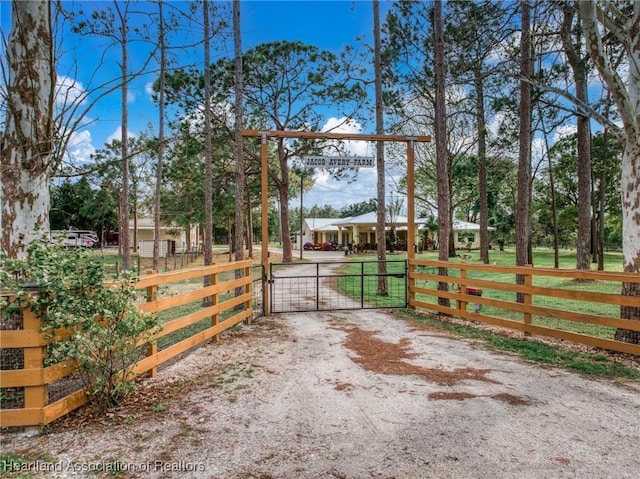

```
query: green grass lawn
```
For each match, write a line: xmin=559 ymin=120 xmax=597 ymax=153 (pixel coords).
xmin=336 ymin=248 xmax=628 ymax=340
xmin=336 ymin=259 xmax=408 ymax=308
xmin=415 ymin=247 xmax=624 ymax=270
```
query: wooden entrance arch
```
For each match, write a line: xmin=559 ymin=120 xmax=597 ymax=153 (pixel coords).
xmin=241 ymin=129 xmax=432 ymax=314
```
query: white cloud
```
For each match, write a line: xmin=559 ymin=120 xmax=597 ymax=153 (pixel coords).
xmin=531 ymin=137 xmax=546 ymax=165
xmin=145 ymin=81 xmax=155 ymax=97
xmin=106 ymin=126 xmax=137 ymax=145
xmin=68 ymin=129 xmax=92 ymax=149
xmin=55 ymin=75 xmax=87 ymax=109
xmin=65 ymin=130 xmax=95 ymax=164
xmin=320 ymin=117 xmax=372 ymax=157
xmin=554 ymin=124 xmax=577 ymax=142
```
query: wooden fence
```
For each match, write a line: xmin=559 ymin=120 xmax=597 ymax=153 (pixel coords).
xmin=409 ymin=259 xmax=640 ymax=356
xmin=0 ymin=260 xmax=253 ymax=428
xmin=3 ymin=257 xmax=639 ymax=427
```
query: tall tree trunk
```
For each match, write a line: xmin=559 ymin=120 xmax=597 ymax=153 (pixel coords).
xmin=616 ymin=141 xmax=640 ymax=343
xmin=277 ymin=140 xmax=293 ymax=263
xmin=114 ymin=1 xmax=131 ymax=271
xmin=373 ymin=0 xmax=388 ymax=296
xmin=232 ymin=0 xmax=246 ymax=305
xmin=579 ymin=1 xmax=640 ymax=343
xmin=516 ymin=0 xmax=532 ymax=269
xmin=1 ymin=0 xmax=55 ymax=259
xmin=132 ymin=197 xmax=138 ymax=252
xmin=475 ymin=72 xmax=489 ymax=264
xmin=153 ymin=0 xmax=166 ymax=272
xmin=434 ymin=0 xmax=450 ymax=306
xmin=516 ymin=0 xmax=532 ymax=303
xmin=201 ymin=0 xmax=214 ymax=305
xmin=203 ymin=0 xmax=213 ymax=268
xmin=561 ymin=5 xmax=591 ymax=271
xmin=233 ymin=0 xmax=245 ymax=263
xmin=597 ymin=125 xmax=609 ymax=271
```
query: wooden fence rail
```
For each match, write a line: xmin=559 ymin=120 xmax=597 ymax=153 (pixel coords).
xmin=409 ymin=259 xmax=640 ymax=356
xmin=0 ymin=260 xmax=253 ymax=428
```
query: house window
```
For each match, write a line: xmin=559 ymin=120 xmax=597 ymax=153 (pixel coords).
xmin=459 ymin=233 xmax=476 ymax=244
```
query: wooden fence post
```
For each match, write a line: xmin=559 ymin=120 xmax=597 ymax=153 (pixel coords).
xmin=244 ymin=265 xmax=253 ymax=324
xmin=458 ymin=267 xmax=468 ymax=312
xmin=145 ymin=271 xmax=158 ymax=378
xmin=523 ymin=265 xmax=532 ymax=337
xmin=22 ymin=306 xmax=47 ymax=423
xmin=211 ymin=271 xmax=219 ymax=342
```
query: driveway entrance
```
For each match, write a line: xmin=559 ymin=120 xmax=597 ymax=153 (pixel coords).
xmin=269 ymin=259 xmax=407 ymax=313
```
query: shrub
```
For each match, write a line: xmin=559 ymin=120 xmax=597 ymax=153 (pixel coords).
xmin=0 ymin=238 xmax=159 ymax=413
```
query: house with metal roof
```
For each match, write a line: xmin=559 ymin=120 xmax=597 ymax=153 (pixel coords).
xmin=297 ymin=213 xmax=493 ymax=251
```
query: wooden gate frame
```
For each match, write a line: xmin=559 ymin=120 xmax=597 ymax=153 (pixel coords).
xmin=241 ymin=129 xmax=432 ymax=315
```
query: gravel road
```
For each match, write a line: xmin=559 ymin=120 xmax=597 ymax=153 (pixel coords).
xmin=3 ymin=253 xmax=640 ymax=478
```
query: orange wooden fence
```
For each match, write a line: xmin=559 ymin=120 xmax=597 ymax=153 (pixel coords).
xmin=3 ymin=257 xmax=639 ymax=427
xmin=0 ymin=260 xmax=252 ymax=428
xmin=409 ymin=259 xmax=640 ymax=356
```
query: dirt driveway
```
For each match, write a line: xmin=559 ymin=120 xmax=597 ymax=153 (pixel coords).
xmin=4 ymin=257 xmax=640 ymax=478
xmin=4 ymin=310 xmax=640 ymax=478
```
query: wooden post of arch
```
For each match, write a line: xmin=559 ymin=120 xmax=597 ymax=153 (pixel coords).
xmin=407 ymin=137 xmax=417 ymax=306
xmin=242 ymin=129 xmax=431 ymax=316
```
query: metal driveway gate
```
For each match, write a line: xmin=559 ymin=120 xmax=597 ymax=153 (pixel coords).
xmin=269 ymin=260 xmax=407 ymax=313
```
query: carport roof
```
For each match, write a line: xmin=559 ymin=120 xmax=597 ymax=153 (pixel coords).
xmin=304 ymin=218 xmax=341 ymax=232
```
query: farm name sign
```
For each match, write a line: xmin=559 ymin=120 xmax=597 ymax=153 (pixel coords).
xmin=302 ymin=156 xmax=375 ymax=168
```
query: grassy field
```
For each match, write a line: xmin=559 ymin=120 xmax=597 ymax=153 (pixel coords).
xmin=335 ymin=248 xmax=629 ymax=341
xmin=330 ymin=248 xmax=638 ymax=377
xmin=415 ymin=247 xmax=624 ymax=270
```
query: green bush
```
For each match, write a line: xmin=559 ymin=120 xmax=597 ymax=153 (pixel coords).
xmin=0 ymin=239 xmax=159 ymax=413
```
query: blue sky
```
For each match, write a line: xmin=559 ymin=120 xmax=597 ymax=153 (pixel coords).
xmin=1 ymin=0 xmax=399 ymax=210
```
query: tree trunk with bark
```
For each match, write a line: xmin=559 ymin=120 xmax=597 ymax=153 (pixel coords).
xmin=475 ymin=72 xmax=490 ymax=264
xmin=201 ymin=0 xmax=214 ymax=306
xmin=202 ymin=0 xmax=213 ymax=269
xmin=516 ymin=0 xmax=532 ymax=268
xmin=616 ymin=141 xmax=640 ymax=343
xmin=516 ymin=0 xmax=532 ymax=302
xmin=277 ymin=140 xmax=293 ymax=263
xmin=233 ymin=0 xmax=245 ymax=264
xmin=1 ymin=1 xmax=55 ymax=259
xmin=579 ymin=1 xmax=640 ymax=343
xmin=434 ymin=0 xmax=450 ymax=306
xmin=373 ymin=0 xmax=388 ymax=296
xmin=114 ymin=1 xmax=131 ymax=271
xmin=561 ymin=5 xmax=592 ymax=271
xmin=153 ymin=0 xmax=166 ymax=272
xmin=597 ymin=124 xmax=609 ymax=271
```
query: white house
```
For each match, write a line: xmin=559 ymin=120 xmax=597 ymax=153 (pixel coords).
xmin=448 ymin=219 xmax=495 ymax=250
xmin=297 ymin=213 xmax=493 ymax=251
xmin=331 ymin=211 xmax=407 ymax=247
xmin=295 ymin=218 xmax=342 ymax=250
xmin=129 ymin=218 xmax=199 ymax=256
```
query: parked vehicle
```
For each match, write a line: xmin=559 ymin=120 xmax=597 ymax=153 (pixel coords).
xmin=50 ymin=230 xmax=99 ymax=248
